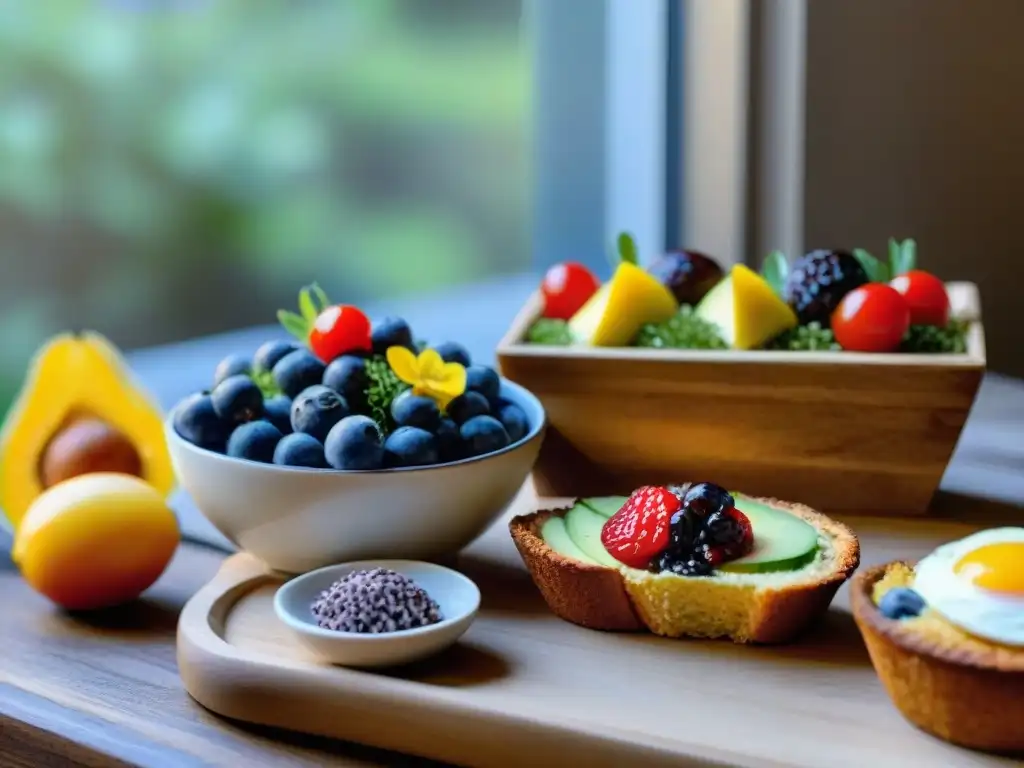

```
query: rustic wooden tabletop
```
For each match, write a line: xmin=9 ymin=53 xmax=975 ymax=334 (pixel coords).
xmin=1 ymin=275 xmax=1022 ymax=767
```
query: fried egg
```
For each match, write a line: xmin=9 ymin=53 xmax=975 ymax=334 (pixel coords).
xmin=913 ymin=527 xmax=1024 ymax=647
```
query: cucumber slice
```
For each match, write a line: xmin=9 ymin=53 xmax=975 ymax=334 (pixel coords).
xmin=580 ymin=496 xmax=629 ymax=519
xmin=564 ymin=503 xmax=621 ymax=567
xmin=719 ymin=494 xmax=819 ymax=573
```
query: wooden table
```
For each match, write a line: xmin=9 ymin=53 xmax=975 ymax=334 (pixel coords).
xmin=2 ymin=277 xmax=1023 ymax=767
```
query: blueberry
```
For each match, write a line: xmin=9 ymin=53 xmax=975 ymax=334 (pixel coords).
xmin=682 ymin=482 xmax=735 ymax=518
xmin=435 ymin=418 xmax=463 ymax=462
xmin=289 ymin=385 xmax=348 ymax=442
xmin=211 ymin=375 xmax=263 ymax=425
xmin=273 ymin=432 xmax=328 ymax=468
xmin=383 ymin=426 xmax=439 ymax=468
xmin=446 ymin=391 xmax=490 ymax=425
xmin=174 ymin=393 xmax=231 ymax=451
xmin=262 ymin=394 xmax=293 ymax=434
xmin=322 ymin=355 xmax=369 ymax=412
xmin=273 ymin=349 xmax=326 ymax=399
xmin=497 ymin=402 xmax=529 ymax=442
xmin=668 ymin=508 xmax=699 ymax=553
xmin=213 ymin=354 xmax=251 ymax=388
xmin=324 ymin=415 xmax=385 ymax=470
xmin=432 ymin=341 xmax=472 ymax=368
xmin=371 ymin=316 xmax=415 ymax=356
xmin=879 ymin=587 xmax=927 ymax=620
xmin=465 ymin=365 xmax=501 ymax=405
xmin=384 ymin=391 xmax=438 ymax=432
xmin=227 ymin=420 xmax=283 ymax=463
xmin=459 ymin=415 xmax=510 ymax=457
xmin=253 ymin=339 xmax=301 ymax=374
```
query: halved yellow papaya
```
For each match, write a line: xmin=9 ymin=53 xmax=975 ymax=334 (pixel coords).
xmin=0 ymin=332 xmax=175 ymax=530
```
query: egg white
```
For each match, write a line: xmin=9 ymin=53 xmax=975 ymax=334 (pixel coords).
xmin=913 ymin=527 xmax=1024 ymax=647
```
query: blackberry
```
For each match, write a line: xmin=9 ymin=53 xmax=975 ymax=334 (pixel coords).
xmin=652 ymin=551 xmax=713 ymax=577
xmin=703 ymin=510 xmax=746 ymax=547
xmin=784 ymin=249 xmax=868 ymax=326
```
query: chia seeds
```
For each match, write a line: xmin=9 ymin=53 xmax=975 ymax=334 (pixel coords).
xmin=310 ymin=567 xmax=443 ymax=634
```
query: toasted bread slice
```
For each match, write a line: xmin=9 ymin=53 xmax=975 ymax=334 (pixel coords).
xmin=509 ymin=496 xmax=859 ymax=644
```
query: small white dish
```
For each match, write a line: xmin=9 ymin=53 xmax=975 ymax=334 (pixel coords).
xmin=273 ymin=559 xmax=480 ymax=668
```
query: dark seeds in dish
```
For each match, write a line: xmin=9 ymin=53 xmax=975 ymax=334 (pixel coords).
xmin=311 ymin=567 xmax=443 ymax=634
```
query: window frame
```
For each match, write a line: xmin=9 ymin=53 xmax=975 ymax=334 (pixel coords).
xmin=531 ymin=0 xmax=807 ymax=273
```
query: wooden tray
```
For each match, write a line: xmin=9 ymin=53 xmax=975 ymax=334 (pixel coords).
xmin=177 ymin=487 xmax=1020 ymax=768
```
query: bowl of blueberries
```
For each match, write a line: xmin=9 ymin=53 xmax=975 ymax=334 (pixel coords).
xmin=165 ymin=287 xmax=546 ymax=574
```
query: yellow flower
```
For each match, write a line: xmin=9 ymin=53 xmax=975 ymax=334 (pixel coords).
xmin=386 ymin=346 xmax=466 ymax=410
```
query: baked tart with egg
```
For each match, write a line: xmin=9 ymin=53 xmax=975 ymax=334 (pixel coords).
xmin=851 ymin=528 xmax=1024 ymax=754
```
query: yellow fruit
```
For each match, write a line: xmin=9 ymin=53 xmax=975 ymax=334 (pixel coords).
xmin=568 ymin=262 xmax=679 ymax=346
xmin=694 ymin=264 xmax=798 ymax=350
xmin=0 ymin=332 xmax=175 ymax=530
xmin=12 ymin=473 xmax=180 ymax=611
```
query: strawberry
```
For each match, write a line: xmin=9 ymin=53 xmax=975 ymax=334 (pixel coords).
xmin=600 ymin=486 xmax=680 ymax=568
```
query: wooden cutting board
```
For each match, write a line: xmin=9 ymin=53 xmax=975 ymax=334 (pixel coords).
xmin=177 ymin=486 xmax=1021 ymax=768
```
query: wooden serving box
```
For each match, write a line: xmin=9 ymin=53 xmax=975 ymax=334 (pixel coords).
xmin=496 ymin=282 xmax=985 ymax=516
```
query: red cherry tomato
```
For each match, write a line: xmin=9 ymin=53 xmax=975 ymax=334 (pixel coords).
xmin=541 ymin=262 xmax=600 ymax=320
xmin=309 ymin=305 xmax=372 ymax=362
xmin=889 ymin=269 xmax=950 ymax=327
xmin=832 ymin=283 xmax=911 ymax=353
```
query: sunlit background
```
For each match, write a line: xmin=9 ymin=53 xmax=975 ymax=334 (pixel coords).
xmin=0 ymin=0 xmax=530 ymax=414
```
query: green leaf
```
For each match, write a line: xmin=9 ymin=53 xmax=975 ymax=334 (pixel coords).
xmin=852 ymin=248 xmax=889 ymax=283
xmin=298 ymin=286 xmax=318 ymax=323
xmin=310 ymin=282 xmax=331 ymax=313
xmin=277 ymin=309 xmax=309 ymax=341
xmin=617 ymin=232 xmax=639 ymax=265
xmin=889 ymin=238 xmax=917 ymax=278
xmin=760 ymin=250 xmax=789 ymax=298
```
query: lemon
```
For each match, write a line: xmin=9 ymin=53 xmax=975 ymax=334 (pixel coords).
xmin=13 ymin=472 xmax=180 ymax=611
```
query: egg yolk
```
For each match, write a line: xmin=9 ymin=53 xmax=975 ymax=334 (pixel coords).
xmin=954 ymin=543 xmax=1024 ymax=595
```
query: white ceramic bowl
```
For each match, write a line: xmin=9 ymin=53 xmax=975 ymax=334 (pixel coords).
xmin=165 ymin=380 xmax=545 ymax=573
xmin=273 ymin=559 xmax=480 ymax=668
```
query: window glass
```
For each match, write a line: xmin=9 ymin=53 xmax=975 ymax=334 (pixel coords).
xmin=0 ymin=0 xmax=531 ymax=413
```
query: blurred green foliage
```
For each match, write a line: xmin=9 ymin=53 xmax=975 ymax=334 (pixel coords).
xmin=0 ymin=0 xmax=530 ymax=418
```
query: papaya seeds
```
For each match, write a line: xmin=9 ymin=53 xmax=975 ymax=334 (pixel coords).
xmin=39 ymin=415 xmax=143 ymax=488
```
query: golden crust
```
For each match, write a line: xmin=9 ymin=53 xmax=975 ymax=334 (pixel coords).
xmin=851 ymin=562 xmax=1024 ymax=754
xmin=508 ymin=495 xmax=860 ymax=644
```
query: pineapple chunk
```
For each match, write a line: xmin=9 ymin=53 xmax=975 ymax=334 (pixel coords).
xmin=694 ymin=264 xmax=797 ymax=350
xmin=568 ymin=262 xmax=678 ymax=346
